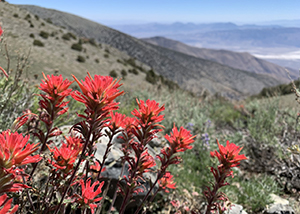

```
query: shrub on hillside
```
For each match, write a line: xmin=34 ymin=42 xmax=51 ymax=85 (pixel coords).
xmin=109 ymin=70 xmax=118 ymax=78
xmin=13 ymin=13 xmax=19 ymax=18
xmin=71 ymin=43 xmax=83 ymax=52
xmin=29 ymin=33 xmax=35 ymax=38
xmin=45 ymin=18 xmax=53 ymax=24
xmin=33 ymin=39 xmax=44 ymax=47
xmin=121 ymin=69 xmax=127 ymax=77
xmin=24 ymin=14 xmax=31 ymax=20
xmin=95 ymin=58 xmax=99 ymax=63
xmin=77 ymin=55 xmax=85 ymax=63
xmin=145 ymin=69 xmax=158 ymax=84
xmin=88 ymin=38 xmax=97 ymax=46
xmin=62 ymin=32 xmax=76 ymax=41
xmin=39 ymin=31 xmax=49 ymax=39
xmin=128 ymin=68 xmax=139 ymax=75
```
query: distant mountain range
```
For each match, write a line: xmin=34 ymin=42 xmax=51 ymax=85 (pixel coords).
xmin=110 ymin=22 xmax=283 ymax=38
xmin=142 ymin=36 xmax=298 ymax=80
xmin=110 ymin=22 xmax=300 ymax=71
xmin=1 ymin=3 xmax=292 ymax=99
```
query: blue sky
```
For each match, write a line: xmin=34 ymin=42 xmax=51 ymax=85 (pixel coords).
xmin=7 ymin=0 xmax=300 ymax=25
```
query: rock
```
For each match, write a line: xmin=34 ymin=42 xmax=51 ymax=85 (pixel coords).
xmin=266 ymin=204 xmax=295 ymax=214
xmin=226 ymin=204 xmax=248 ymax=214
xmin=266 ymin=194 xmax=295 ymax=214
xmin=269 ymin=194 xmax=289 ymax=206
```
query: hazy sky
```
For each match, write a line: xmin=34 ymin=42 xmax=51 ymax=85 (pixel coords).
xmin=7 ymin=0 xmax=300 ymax=25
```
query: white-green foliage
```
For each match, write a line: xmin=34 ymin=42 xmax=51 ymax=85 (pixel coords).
xmin=247 ymin=99 xmax=280 ymax=146
xmin=0 ymin=77 xmax=37 ymax=131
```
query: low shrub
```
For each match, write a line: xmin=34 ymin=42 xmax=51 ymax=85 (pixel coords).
xmin=71 ymin=43 xmax=82 ymax=52
xmin=95 ymin=58 xmax=99 ymax=63
xmin=146 ymin=69 xmax=158 ymax=84
xmin=13 ymin=13 xmax=19 ymax=18
xmin=39 ymin=31 xmax=49 ymax=39
xmin=109 ymin=70 xmax=117 ymax=78
xmin=29 ymin=33 xmax=35 ymax=38
xmin=121 ymin=69 xmax=127 ymax=77
xmin=77 ymin=55 xmax=85 ymax=63
xmin=128 ymin=68 xmax=139 ymax=75
xmin=33 ymin=39 xmax=44 ymax=47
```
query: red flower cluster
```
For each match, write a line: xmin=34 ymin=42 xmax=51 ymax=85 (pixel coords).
xmin=211 ymin=140 xmax=247 ymax=168
xmin=48 ymin=137 xmax=83 ymax=173
xmin=107 ymin=111 xmax=127 ymax=131
xmin=0 ymin=194 xmax=18 ymax=214
xmin=72 ymin=72 xmax=124 ymax=116
xmin=165 ymin=125 xmax=195 ymax=153
xmin=0 ymin=130 xmax=40 ymax=194
xmin=158 ymin=171 xmax=176 ymax=193
xmin=39 ymin=73 xmax=73 ymax=119
xmin=204 ymin=140 xmax=247 ymax=214
xmin=0 ymin=130 xmax=41 ymax=169
xmin=132 ymin=99 xmax=165 ymax=128
xmin=73 ymin=178 xmax=104 ymax=214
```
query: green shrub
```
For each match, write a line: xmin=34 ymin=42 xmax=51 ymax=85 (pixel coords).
xmin=13 ymin=13 xmax=19 ymax=18
xmin=104 ymin=53 xmax=109 ymax=58
xmin=105 ymin=48 xmax=110 ymax=53
xmin=41 ymin=22 xmax=45 ymax=27
xmin=125 ymin=58 xmax=136 ymax=67
xmin=34 ymin=15 xmax=39 ymax=20
xmin=145 ymin=69 xmax=158 ymax=84
xmin=95 ymin=59 xmax=99 ymax=63
xmin=88 ymin=38 xmax=97 ymax=46
xmin=29 ymin=33 xmax=35 ymax=38
xmin=24 ymin=14 xmax=31 ymax=20
xmin=77 ymin=55 xmax=85 ymax=63
xmin=62 ymin=33 xmax=71 ymax=40
xmin=62 ymin=32 xmax=76 ymax=41
xmin=71 ymin=43 xmax=82 ymax=52
xmin=45 ymin=18 xmax=52 ymax=24
xmin=33 ymin=40 xmax=44 ymax=47
xmin=39 ymin=31 xmax=49 ymax=39
xmin=109 ymin=70 xmax=118 ymax=78
xmin=128 ymin=69 xmax=138 ymax=75
xmin=121 ymin=69 xmax=127 ymax=77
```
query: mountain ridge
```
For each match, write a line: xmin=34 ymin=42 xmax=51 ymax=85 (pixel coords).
xmin=8 ymin=4 xmax=285 ymax=98
xmin=142 ymin=36 xmax=298 ymax=81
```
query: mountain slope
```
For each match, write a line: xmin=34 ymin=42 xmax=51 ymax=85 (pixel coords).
xmin=16 ymin=4 xmax=283 ymax=98
xmin=0 ymin=2 xmax=156 ymax=92
xmin=142 ymin=36 xmax=297 ymax=81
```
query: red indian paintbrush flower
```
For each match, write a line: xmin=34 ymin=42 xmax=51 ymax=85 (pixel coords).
xmin=39 ymin=73 xmax=73 ymax=101
xmin=0 ymin=130 xmax=41 ymax=169
xmin=0 ymin=168 xmax=30 ymax=194
xmin=72 ymin=72 xmax=124 ymax=115
xmin=158 ymin=171 xmax=176 ymax=193
xmin=204 ymin=140 xmax=247 ymax=214
xmin=48 ymin=140 xmax=82 ymax=173
xmin=0 ymin=194 xmax=18 ymax=214
xmin=138 ymin=149 xmax=156 ymax=175
xmin=165 ymin=125 xmax=196 ymax=153
xmin=107 ymin=111 xmax=127 ymax=131
xmin=210 ymin=140 xmax=247 ymax=168
xmin=73 ymin=178 xmax=104 ymax=214
xmin=39 ymin=73 xmax=73 ymax=117
xmin=132 ymin=99 xmax=165 ymax=127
